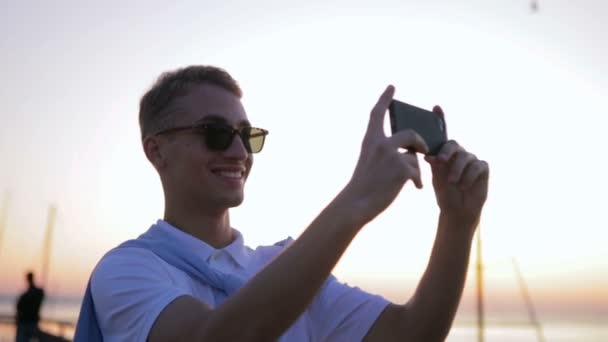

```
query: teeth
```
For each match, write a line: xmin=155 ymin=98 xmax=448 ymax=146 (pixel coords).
xmin=218 ymin=171 xmax=242 ymax=179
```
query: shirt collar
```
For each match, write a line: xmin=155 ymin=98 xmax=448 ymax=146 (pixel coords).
xmin=222 ymin=229 xmax=251 ymax=268
xmin=155 ymin=219 xmax=250 ymax=268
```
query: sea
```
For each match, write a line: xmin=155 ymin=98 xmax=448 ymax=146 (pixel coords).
xmin=1 ymin=296 xmax=606 ymax=341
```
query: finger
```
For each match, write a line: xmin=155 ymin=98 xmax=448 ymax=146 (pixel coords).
xmin=413 ymin=170 xmax=423 ymax=188
xmin=424 ymin=155 xmax=443 ymax=174
xmin=459 ymin=160 xmax=489 ymax=190
xmin=433 ymin=105 xmax=444 ymax=119
xmin=425 ymin=155 xmax=439 ymax=165
xmin=424 ymin=155 xmax=444 ymax=178
xmin=448 ymin=152 xmax=477 ymax=184
xmin=400 ymin=151 xmax=423 ymax=189
xmin=366 ymin=85 xmax=395 ymax=138
xmin=436 ymin=140 xmax=463 ymax=162
xmin=388 ymin=129 xmax=429 ymax=154
xmin=432 ymin=105 xmax=448 ymax=137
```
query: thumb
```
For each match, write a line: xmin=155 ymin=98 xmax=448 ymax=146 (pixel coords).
xmin=366 ymin=85 xmax=395 ymax=138
xmin=413 ymin=170 xmax=423 ymax=189
xmin=412 ymin=154 xmax=423 ymax=189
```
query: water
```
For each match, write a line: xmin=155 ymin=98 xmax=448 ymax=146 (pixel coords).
xmin=447 ymin=323 xmax=608 ymax=341
xmin=0 ymin=295 xmax=81 ymax=323
xmin=1 ymin=296 xmax=607 ymax=341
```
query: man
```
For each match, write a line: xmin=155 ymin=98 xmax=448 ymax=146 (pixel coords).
xmin=75 ymin=65 xmax=489 ymax=341
xmin=16 ymin=271 xmax=45 ymax=342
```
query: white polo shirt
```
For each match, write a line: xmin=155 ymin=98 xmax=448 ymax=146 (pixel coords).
xmin=91 ymin=220 xmax=390 ymax=341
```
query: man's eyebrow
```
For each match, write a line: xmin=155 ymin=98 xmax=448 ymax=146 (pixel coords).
xmin=195 ymin=114 xmax=251 ymax=127
xmin=196 ymin=115 xmax=227 ymax=124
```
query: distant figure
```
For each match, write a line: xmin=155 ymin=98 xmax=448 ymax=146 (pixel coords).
xmin=15 ymin=271 xmax=45 ymax=342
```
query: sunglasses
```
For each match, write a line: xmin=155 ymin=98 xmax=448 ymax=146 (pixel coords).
xmin=154 ymin=122 xmax=269 ymax=153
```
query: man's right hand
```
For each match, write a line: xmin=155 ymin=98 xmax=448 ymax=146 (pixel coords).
xmin=344 ymin=85 xmax=429 ymax=226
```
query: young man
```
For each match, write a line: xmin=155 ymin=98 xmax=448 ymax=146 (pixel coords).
xmin=75 ymin=65 xmax=489 ymax=341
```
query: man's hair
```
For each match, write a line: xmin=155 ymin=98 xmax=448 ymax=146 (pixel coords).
xmin=139 ymin=65 xmax=242 ymax=139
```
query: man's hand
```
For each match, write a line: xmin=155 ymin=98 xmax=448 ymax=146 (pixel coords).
xmin=425 ymin=106 xmax=490 ymax=229
xmin=344 ymin=85 xmax=429 ymax=226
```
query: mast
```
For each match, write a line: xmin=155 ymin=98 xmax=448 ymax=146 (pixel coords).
xmin=40 ymin=205 xmax=57 ymax=286
xmin=512 ymin=258 xmax=546 ymax=342
xmin=0 ymin=192 xmax=9 ymax=255
xmin=475 ymin=226 xmax=485 ymax=342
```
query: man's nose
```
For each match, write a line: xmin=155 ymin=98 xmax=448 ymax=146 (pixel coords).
xmin=224 ymin=134 xmax=249 ymax=159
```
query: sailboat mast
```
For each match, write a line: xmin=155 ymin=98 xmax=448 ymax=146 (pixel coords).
xmin=512 ymin=258 xmax=546 ymax=342
xmin=0 ymin=192 xmax=9 ymax=255
xmin=40 ymin=205 xmax=57 ymax=286
xmin=475 ymin=227 xmax=485 ymax=342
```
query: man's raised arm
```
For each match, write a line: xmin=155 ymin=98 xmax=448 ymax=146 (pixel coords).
xmin=364 ymin=107 xmax=490 ymax=342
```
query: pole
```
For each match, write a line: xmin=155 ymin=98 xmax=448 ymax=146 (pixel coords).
xmin=476 ymin=226 xmax=485 ymax=342
xmin=0 ymin=192 xmax=9 ymax=255
xmin=41 ymin=205 xmax=57 ymax=287
xmin=512 ymin=258 xmax=546 ymax=342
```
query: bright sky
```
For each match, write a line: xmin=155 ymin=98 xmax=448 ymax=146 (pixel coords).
xmin=0 ymin=0 xmax=606 ymax=317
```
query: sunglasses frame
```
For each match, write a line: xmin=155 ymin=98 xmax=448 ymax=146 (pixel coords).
xmin=153 ymin=122 xmax=269 ymax=153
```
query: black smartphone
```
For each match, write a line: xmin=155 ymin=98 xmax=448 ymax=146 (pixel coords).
xmin=389 ymin=100 xmax=447 ymax=155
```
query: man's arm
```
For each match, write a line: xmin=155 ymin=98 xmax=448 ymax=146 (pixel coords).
xmin=364 ymin=214 xmax=478 ymax=342
xmin=365 ymin=108 xmax=490 ymax=342
xmin=406 ymin=213 xmax=477 ymax=340
xmin=149 ymin=85 xmax=430 ymax=342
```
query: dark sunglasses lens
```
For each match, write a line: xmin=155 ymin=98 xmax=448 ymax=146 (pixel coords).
xmin=246 ymin=128 xmax=266 ymax=153
xmin=204 ymin=125 xmax=234 ymax=150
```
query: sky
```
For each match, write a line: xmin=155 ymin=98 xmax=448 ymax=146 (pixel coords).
xmin=0 ymin=0 xmax=607 ymax=320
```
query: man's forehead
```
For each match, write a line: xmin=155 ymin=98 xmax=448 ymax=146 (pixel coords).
xmin=195 ymin=114 xmax=251 ymax=127
xmin=168 ymin=84 xmax=249 ymax=125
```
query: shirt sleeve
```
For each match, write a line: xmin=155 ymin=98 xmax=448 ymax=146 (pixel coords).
xmin=308 ymin=275 xmax=391 ymax=342
xmin=90 ymin=247 xmax=192 ymax=342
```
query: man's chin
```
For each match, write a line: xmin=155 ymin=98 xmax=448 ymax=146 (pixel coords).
xmin=226 ymin=197 xmax=244 ymax=208
xmin=219 ymin=193 xmax=245 ymax=208
xmin=195 ymin=189 xmax=244 ymax=210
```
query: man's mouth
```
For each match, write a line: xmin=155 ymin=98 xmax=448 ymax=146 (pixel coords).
xmin=211 ymin=168 xmax=245 ymax=179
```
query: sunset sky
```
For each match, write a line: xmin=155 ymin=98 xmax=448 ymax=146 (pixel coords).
xmin=0 ymin=0 xmax=606 ymax=318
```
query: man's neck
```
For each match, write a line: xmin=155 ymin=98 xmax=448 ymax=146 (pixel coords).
xmin=163 ymin=206 xmax=235 ymax=249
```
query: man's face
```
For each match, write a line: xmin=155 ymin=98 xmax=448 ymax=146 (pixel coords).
xmin=159 ymin=83 xmax=253 ymax=210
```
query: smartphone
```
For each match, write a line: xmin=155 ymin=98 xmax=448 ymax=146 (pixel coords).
xmin=389 ymin=100 xmax=447 ymax=155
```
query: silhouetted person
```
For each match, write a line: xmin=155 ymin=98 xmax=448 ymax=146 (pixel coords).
xmin=15 ymin=271 xmax=45 ymax=342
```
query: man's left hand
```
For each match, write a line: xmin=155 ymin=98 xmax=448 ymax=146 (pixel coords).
xmin=425 ymin=106 xmax=490 ymax=230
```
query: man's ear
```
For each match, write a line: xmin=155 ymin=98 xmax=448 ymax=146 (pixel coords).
xmin=143 ymin=136 xmax=167 ymax=169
